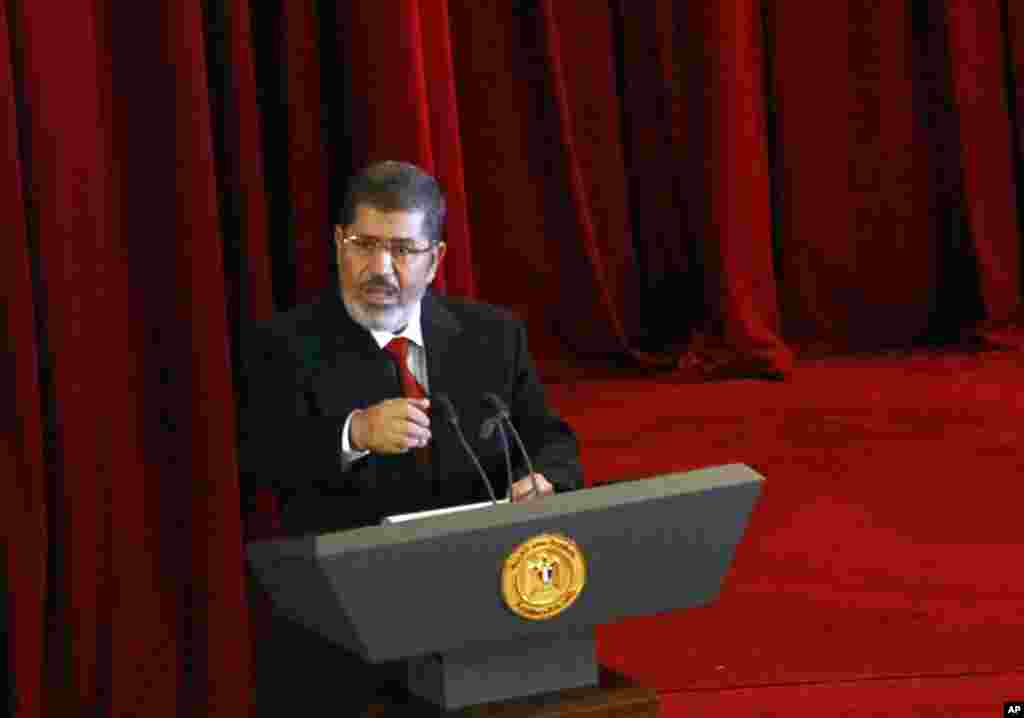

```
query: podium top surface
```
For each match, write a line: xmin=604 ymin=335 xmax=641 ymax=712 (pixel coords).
xmin=250 ymin=463 xmax=763 ymax=560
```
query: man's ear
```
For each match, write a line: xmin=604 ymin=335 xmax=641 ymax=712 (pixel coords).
xmin=429 ymin=242 xmax=448 ymax=278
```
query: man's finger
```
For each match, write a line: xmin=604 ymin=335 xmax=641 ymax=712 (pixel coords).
xmin=402 ymin=427 xmax=431 ymax=446
xmin=527 ymin=474 xmax=553 ymax=494
xmin=511 ymin=474 xmax=552 ymax=502
xmin=405 ymin=402 xmax=431 ymax=428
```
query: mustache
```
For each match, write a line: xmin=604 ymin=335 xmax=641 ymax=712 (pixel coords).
xmin=362 ymin=277 xmax=399 ymax=293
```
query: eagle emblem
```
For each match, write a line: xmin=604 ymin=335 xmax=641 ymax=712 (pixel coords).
xmin=501 ymin=534 xmax=586 ymax=620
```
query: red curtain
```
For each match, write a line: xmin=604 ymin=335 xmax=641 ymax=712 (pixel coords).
xmin=947 ymin=0 xmax=1024 ymax=346
xmin=6 ymin=0 xmax=251 ymax=714
xmin=2 ymin=3 xmax=46 ymax=715
xmin=4 ymin=1 xmax=1023 ymax=716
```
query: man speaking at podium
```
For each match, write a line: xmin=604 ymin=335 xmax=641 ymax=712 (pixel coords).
xmin=239 ymin=161 xmax=583 ymax=714
xmin=239 ymin=159 xmax=582 ymax=537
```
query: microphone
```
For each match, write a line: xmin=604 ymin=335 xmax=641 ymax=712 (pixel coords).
xmin=433 ymin=393 xmax=498 ymax=505
xmin=482 ymin=393 xmax=540 ymax=497
xmin=480 ymin=409 xmax=514 ymax=501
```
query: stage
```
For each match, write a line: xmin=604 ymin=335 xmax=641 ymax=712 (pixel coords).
xmin=543 ymin=349 xmax=1024 ymax=716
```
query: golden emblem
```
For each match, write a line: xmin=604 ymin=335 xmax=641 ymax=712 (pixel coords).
xmin=501 ymin=533 xmax=586 ymax=620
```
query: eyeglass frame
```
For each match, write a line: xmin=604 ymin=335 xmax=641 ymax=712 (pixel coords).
xmin=336 ymin=230 xmax=444 ymax=263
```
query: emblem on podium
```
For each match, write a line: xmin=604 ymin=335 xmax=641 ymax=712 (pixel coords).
xmin=501 ymin=533 xmax=586 ymax=620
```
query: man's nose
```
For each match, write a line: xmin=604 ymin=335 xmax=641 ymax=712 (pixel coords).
xmin=366 ymin=245 xmax=395 ymax=273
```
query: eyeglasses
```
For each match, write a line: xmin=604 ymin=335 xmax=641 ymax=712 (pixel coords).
xmin=339 ymin=234 xmax=441 ymax=263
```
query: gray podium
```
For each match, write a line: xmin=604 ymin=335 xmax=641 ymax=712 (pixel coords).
xmin=246 ymin=463 xmax=764 ymax=711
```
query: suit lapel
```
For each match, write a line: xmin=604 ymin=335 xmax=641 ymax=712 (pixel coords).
xmin=421 ymin=292 xmax=463 ymax=495
xmin=421 ymin=291 xmax=461 ymax=398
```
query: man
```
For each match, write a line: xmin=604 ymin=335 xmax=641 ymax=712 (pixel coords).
xmin=238 ymin=161 xmax=583 ymax=714
xmin=239 ymin=160 xmax=582 ymax=537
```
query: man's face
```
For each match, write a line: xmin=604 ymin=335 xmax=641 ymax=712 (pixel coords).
xmin=336 ymin=205 xmax=446 ymax=333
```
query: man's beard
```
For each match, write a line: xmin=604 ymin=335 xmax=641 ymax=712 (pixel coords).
xmin=341 ymin=286 xmax=416 ymax=333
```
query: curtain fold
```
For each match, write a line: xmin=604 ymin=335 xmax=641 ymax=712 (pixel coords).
xmin=613 ymin=0 xmax=698 ymax=352
xmin=161 ymin=3 xmax=251 ymax=713
xmin=686 ymin=0 xmax=794 ymax=377
xmin=946 ymin=0 xmax=1024 ymax=348
xmin=210 ymin=0 xmax=278 ymax=547
xmin=537 ymin=0 xmax=643 ymax=359
xmin=416 ymin=0 xmax=477 ymax=296
xmin=1010 ymin=1 xmax=1024 ymax=163
xmin=282 ymin=0 xmax=330 ymax=305
xmin=444 ymin=3 xmax=570 ymax=356
xmin=14 ymin=1 xmax=118 ymax=713
xmin=1 ymin=4 xmax=47 ymax=716
xmin=218 ymin=0 xmax=275 ymax=325
xmin=5 ymin=1 xmax=1024 ymax=715
xmin=6 ymin=0 xmax=253 ymax=714
xmin=95 ymin=0 xmax=250 ymax=712
xmin=770 ymin=1 xmax=940 ymax=355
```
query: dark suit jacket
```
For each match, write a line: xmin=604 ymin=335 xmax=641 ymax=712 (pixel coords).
xmin=238 ymin=288 xmax=582 ymax=537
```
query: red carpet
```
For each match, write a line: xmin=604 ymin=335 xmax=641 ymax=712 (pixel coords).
xmin=545 ymin=349 xmax=1024 ymax=716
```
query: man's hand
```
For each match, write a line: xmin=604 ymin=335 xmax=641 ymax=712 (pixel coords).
xmin=510 ymin=473 xmax=553 ymax=503
xmin=351 ymin=398 xmax=431 ymax=454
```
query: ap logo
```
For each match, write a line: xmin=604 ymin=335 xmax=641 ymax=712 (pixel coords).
xmin=1006 ymin=702 xmax=1023 ymax=716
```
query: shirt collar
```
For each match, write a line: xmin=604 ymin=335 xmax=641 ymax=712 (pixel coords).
xmin=369 ymin=299 xmax=425 ymax=349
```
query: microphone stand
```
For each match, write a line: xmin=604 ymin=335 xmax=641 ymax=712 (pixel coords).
xmin=483 ymin=393 xmax=540 ymax=497
xmin=480 ymin=413 xmax=514 ymax=501
xmin=434 ymin=393 xmax=498 ymax=505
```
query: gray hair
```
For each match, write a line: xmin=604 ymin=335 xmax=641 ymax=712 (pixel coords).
xmin=339 ymin=161 xmax=446 ymax=243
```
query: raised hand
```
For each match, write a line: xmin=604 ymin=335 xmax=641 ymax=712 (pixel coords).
xmin=351 ymin=398 xmax=431 ymax=454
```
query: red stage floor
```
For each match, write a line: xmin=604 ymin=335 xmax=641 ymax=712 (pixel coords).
xmin=545 ymin=349 xmax=1024 ymax=716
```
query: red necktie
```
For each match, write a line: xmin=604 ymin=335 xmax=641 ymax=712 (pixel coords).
xmin=384 ymin=337 xmax=426 ymax=400
xmin=384 ymin=337 xmax=430 ymax=466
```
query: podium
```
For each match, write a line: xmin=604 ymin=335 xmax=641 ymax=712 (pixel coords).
xmin=247 ymin=463 xmax=763 ymax=713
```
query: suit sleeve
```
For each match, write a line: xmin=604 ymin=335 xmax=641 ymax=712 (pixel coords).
xmin=505 ymin=318 xmax=583 ymax=493
xmin=236 ymin=322 xmax=366 ymax=505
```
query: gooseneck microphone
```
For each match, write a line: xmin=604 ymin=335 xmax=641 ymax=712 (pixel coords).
xmin=433 ymin=393 xmax=498 ymax=505
xmin=482 ymin=393 xmax=540 ymax=496
xmin=480 ymin=409 xmax=515 ymax=501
